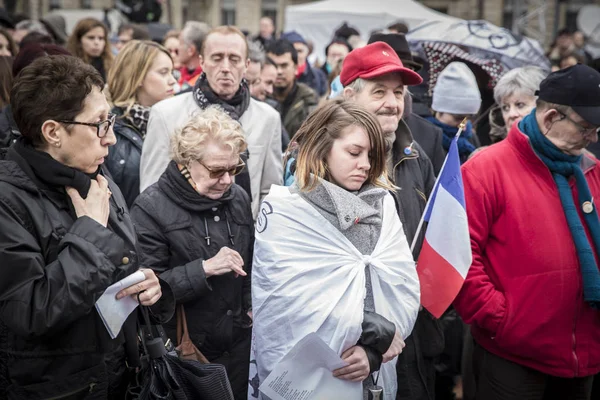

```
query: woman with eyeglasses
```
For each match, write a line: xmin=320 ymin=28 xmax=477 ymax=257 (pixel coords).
xmin=106 ymin=40 xmax=176 ymax=207
xmin=0 ymin=55 xmax=173 ymax=398
xmin=130 ymin=105 xmax=254 ymax=400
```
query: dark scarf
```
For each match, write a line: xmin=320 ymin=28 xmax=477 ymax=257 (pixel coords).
xmin=11 ymin=137 xmax=98 ymax=198
xmin=192 ymin=73 xmax=252 ymax=198
xmin=519 ymin=109 xmax=600 ymax=308
xmin=192 ymin=72 xmax=250 ymax=120
xmin=90 ymin=57 xmax=106 ymax=81
xmin=158 ymin=160 xmax=236 ymax=212
xmin=124 ymin=104 xmax=151 ymax=138
xmin=426 ymin=117 xmax=477 ymax=162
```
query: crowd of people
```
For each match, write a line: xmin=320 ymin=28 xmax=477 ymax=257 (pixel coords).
xmin=0 ymin=7 xmax=598 ymax=400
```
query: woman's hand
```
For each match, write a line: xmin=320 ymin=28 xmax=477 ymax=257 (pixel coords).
xmin=66 ymin=175 xmax=111 ymax=227
xmin=382 ymin=329 xmax=405 ymax=363
xmin=116 ymin=269 xmax=162 ymax=306
xmin=332 ymin=346 xmax=370 ymax=382
xmin=203 ymin=247 xmax=247 ymax=278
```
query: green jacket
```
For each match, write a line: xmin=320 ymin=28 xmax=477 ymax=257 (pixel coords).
xmin=282 ymin=82 xmax=319 ymax=138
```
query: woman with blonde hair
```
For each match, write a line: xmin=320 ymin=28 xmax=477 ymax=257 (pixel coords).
xmin=105 ymin=40 xmax=176 ymax=206
xmin=251 ymin=99 xmax=420 ymax=399
xmin=131 ymin=105 xmax=254 ymax=400
xmin=67 ymin=18 xmax=113 ymax=81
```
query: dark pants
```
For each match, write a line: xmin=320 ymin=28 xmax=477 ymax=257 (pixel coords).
xmin=472 ymin=342 xmax=594 ymax=400
xmin=209 ymin=327 xmax=252 ymax=400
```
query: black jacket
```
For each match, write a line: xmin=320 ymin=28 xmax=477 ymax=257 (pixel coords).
xmin=389 ymin=121 xmax=445 ymax=400
xmin=404 ymin=113 xmax=446 ymax=177
xmin=0 ymin=105 xmax=20 ymax=149
xmin=130 ymin=161 xmax=254 ymax=398
xmin=0 ymin=146 xmax=173 ymax=400
xmin=104 ymin=108 xmax=143 ymax=208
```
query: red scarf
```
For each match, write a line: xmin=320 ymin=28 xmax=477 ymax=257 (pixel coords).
xmin=296 ymin=62 xmax=307 ymax=79
xmin=179 ymin=66 xmax=203 ymax=87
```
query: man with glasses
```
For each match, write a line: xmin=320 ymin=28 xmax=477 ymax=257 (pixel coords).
xmin=455 ymin=64 xmax=600 ymax=399
xmin=140 ymin=25 xmax=282 ymax=219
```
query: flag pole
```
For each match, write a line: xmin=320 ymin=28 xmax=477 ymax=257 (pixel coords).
xmin=410 ymin=118 xmax=468 ymax=253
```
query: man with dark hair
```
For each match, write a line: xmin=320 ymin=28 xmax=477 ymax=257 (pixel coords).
xmin=266 ymin=39 xmax=318 ymax=137
xmin=115 ymin=23 xmax=150 ymax=52
xmin=281 ymin=31 xmax=327 ymax=96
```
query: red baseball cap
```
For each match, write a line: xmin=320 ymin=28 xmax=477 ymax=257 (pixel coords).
xmin=340 ymin=41 xmax=423 ymax=87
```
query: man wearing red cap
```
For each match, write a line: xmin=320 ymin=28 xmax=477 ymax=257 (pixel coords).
xmin=341 ymin=41 xmax=439 ymax=399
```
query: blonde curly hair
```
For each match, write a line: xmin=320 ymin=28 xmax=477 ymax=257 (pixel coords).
xmin=171 ymin=106 xmax=247 ymax=165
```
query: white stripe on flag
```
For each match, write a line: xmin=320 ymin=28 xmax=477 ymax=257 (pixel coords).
xmin=424 ymin=184 xmax=472 ymax=278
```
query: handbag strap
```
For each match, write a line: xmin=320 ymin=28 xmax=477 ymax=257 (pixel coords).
xmin=176 ymin=304 xmax=193 ymax=346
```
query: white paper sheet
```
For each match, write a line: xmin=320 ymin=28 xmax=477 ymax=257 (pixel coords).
xmin=95 ymin=270 xmax=146 ymax=339
xmin=259 ymin=333 xmax=362 ymax=400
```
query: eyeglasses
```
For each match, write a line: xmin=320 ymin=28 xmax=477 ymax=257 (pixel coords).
xmin=558 ymin=112 xmax=600 ymax=137
xmin=198 ymin=158 xmax=246 ymax=179
xmin=57 ymin=114 xmax=116 ymax=138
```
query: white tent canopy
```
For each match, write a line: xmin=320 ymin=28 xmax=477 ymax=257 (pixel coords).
xmin=285 ymin=0 xmax=461 ymax=64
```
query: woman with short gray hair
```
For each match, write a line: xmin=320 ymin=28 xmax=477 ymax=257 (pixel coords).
xmin=489 ymin=66 xmax=547 ymax=142
xmin=131 ymin=105 xmax=254 ymax=399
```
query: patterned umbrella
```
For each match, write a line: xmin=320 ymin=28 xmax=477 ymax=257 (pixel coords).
xmin=407 ymin=19 xmax=550 ymax=72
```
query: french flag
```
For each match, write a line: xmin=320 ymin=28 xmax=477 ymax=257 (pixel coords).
xmin=416 ymin=136 xmax=472 ymax=318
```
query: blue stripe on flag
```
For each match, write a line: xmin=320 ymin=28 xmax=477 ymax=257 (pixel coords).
xmin=424 ymin=136 xmax=466 ymax=221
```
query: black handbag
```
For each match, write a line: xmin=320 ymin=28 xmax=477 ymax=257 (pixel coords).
xmin=127 ymin=302 xmax=234 ymax=400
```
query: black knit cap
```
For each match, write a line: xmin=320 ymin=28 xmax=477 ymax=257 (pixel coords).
xmin=536 ymin=63 xmax=600 ymax=126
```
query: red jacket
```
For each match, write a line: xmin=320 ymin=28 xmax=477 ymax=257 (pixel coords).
xmin=454 ymin=122 xmax=600 ymax=378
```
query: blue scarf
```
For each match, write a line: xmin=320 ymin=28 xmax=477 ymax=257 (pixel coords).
xmin=426 ymin=117 xmax=476 ymax=162
xmin=519 ymin=109 xmax=600 ymax=308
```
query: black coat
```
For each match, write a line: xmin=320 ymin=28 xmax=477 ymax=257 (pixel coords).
xmin=130 ymin=161 xmax=254 ymax=400
xmin=405 ymin=113 xmax=446 ymax=177
xmin=0 ymin=105 xmax=20 ymax=149
xmin=389 ymin=121 xmax=445 ymax=400
xmin=105 ymin=108 xmax=143 ymax=208
xmin=0 ymin=146 xmax=173 ymax=400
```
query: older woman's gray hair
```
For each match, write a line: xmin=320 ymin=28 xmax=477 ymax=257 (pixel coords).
xmin=493 ymin=66 xmax=547 ymax=105
xmin=170 ymin=105 xmax=247 ymax=166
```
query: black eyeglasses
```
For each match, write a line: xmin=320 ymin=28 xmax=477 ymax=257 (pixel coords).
xmin=557 ymin=112 xmax=600 ymax=137
xmin=57 ymin=114 xmax=116 ymax=138
xmin=198 ymin=158 xmax=246 ymax=179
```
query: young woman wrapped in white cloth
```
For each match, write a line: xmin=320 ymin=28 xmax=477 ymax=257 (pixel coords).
xmin=249 ymin=99 xmax=421 ymax=400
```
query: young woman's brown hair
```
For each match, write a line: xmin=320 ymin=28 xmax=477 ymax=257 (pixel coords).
xmin=0 ymin=56 xmax=13 ymax=108
xmin=290 ymin=98 xmax=393 ymax=191
xmin=67 ymin=18 xmax=113 ymax=80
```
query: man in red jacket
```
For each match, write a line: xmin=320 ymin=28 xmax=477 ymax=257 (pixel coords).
xmin=455 ymin=64 xmax=600 ymax=399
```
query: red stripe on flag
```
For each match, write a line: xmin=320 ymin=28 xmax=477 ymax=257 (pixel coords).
xmin=417 ymin=238 xmax=466 ymax=319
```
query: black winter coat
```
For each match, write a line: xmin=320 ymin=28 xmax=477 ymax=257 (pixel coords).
xmin=0 ymin=105 xmax=20 ymax=149
xmin=0 ymin=146 xmax=173 ymax=400
xmin=404 ymin=113 xmax=446 ymax=177
xmin=389 ymin=121 xmax=445 ymax=400
xmin=130 ymin=161 xmax=254 ymax=400
xmin=105 ymin=108 xmax=143 ymax=208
